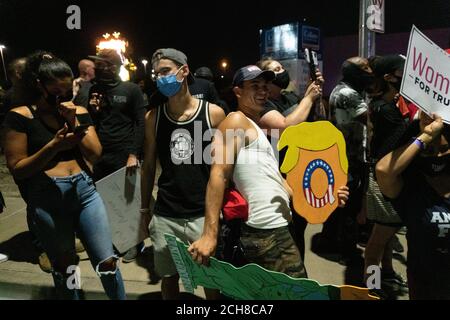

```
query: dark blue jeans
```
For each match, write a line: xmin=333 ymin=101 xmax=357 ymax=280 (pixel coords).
xmin=27 ymin=171 xmax=126 ymax=300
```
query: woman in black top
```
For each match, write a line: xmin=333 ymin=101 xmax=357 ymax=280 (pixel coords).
xmin=377 ymin=112 xmax=450 ymax=299
xmin=2 ymin=51 xmax=125 ymax=299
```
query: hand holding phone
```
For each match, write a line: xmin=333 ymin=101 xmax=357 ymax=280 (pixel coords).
xmin=304 ymin=48 xmax=319 ymax=82
xmin=89 ymin=93 xmax=103 ymax=112
xmin=73 ymin=124 xmax=90 ymax=136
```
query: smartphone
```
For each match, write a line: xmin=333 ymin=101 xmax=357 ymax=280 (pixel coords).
xmin=74 ymin=124 xmax=90 ymax=135
xmin=304 ymin=48 xmax=319 ymax=81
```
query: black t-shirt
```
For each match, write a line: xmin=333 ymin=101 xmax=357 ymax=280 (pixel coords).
xmin=261 ymin=91 xmax=326 ymax=124
xmin=2 ymin=107 xmax=91 ymax=166
xmin=88 ymin=80 xmax=145 ymax=156
xmin=392 ymin=168 xmax=450 ymax=275
xmin=73 ymin=81 xmax=93 ymax=108
xmin=369 ymin=98 xmax=409 ymax=161
xmin=261 ymin=91 xmax=300 ymax=117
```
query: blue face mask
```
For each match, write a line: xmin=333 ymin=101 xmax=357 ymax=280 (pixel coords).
xmin=157 ymin=67 xmax=184 ymax=97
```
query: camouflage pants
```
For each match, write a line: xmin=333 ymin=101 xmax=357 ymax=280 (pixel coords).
xmin=240 ymin=224 xmax=307 ymax=279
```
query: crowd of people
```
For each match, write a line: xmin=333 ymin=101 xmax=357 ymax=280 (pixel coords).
xmin=0 ymin=45 xmax=449 ymax=300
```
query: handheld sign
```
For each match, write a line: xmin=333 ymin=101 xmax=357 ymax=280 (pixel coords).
xmin=401 ymin=25 xmax=450 ymax=123
xmin=165 ymin=234 xmax=377 ymax=300
xmin=96 ymin=167 xmax=149 ymax=253
xmin=278 ymin=121 xmax=348 ymax=224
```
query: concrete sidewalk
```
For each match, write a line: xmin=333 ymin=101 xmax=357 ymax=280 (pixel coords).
xmin=0 ymin=155 xmax=206 ymax=300
xmin=0 ymin=155 xmax=409 ymax=300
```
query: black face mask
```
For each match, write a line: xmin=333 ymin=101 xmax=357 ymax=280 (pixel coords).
xmin=272 ymin=70 xmax=290 ymax=89
xmin=43 ymin=86 xmax=73 ymax=107
xmin=342 ymin=62 xmax=374 ymax=93
xmin=365 ymin=84 xmax=377 ymax=95
xmin=95 ymin=67 xmax=118 ymax=84
xmin=45 ymin=93 xmax=58 ymax=106
xmin=414 ymin=153 xmax=450 ymax=177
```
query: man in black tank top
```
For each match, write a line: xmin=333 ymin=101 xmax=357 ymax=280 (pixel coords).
xmin=140 ymin=48 xmax=225 ymax=300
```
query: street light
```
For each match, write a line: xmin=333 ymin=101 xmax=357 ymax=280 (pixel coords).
xmin=220 ymin=60 xmax=228 ymax=72
xmin=0 ymin=45 xmax=8 ymax=82
xmin=142 ymin=59 xmax=148 ymax=74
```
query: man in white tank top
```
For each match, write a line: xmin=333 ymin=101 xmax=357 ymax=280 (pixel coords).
xmin=189 ymin=66 xmax=311 ymax=278
xmin=190 ymin=66 xmax=350 ymax=279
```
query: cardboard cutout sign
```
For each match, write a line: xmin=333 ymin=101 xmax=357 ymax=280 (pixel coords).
xmin=96 ymin=167 xmax=149 ymax=253
xmin=278 ymin=121 xmax=348 ymax=224
xmin=401 ymin=25 xmax=450 ymax=124
xmin=165 ymin=234 xmax=377 ymax=300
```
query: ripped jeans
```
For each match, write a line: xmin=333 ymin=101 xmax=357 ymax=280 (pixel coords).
xmin=27 ymin=171 xmax=126 ymax=300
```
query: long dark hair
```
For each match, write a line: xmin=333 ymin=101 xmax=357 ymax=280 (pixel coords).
xmin=20 ymin=51 xmax=73 ymax=104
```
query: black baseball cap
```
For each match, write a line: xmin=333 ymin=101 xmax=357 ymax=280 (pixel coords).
xmin=88 ymin=49 xmax=123 ymax=66
xmin=232 ymin=65 xmax=275 ymax=87
xmin=151 ymin=48 xmax=195 ymax=84
xmin=194 ymin=67 xmax=214 ymax=81
xmin=371 ymin=55 xmax=405 ymax=77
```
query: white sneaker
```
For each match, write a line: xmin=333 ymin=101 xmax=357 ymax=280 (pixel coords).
xmin=0 ymin=253 xmax=8 ymax=263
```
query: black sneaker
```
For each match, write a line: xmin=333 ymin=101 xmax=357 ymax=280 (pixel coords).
xmin=392 ymin=235 xmax=404 ymax=253
xmin=381 ymin=270 xmax=408 ymax=293
xmin=122 ymin=242 xmax=145 ymax=263
xmin=368 ymin=288 xmax=389 ymax=300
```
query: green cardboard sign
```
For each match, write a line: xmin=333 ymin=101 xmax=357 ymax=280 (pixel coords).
xmin=165 ymin=234 xmax=378 ymax=300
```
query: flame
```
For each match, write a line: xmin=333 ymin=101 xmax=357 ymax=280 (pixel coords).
xmin=97 ymin=32 xmax=131 ymax=81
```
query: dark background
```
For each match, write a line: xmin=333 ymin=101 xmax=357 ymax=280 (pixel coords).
xmin=0 ymin=0 xmax=449 ymax=82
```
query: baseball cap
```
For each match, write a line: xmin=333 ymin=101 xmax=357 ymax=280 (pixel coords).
xmin=88 ymin=49 xmax=122 ymax=66
xmin=232 ymin=65 xmax=275 ymax=87
xmin=151 ymin=48 xmax=195 ymax=84
xmin=371 ymin=55 xmax=405 ymax=77
xmin=194 ymin=67 xmax=214 ymax=81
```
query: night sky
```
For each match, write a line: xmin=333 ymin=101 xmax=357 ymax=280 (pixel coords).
xmin=0 ymin=0 xmax=449 ymax=80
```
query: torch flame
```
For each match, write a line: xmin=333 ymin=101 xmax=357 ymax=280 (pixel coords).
xmin=97 ymin=32 xmax=130 ymax=81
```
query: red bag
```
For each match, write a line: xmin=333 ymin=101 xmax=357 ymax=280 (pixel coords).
xmin=222 ymin=188 xmax=248 ymax=221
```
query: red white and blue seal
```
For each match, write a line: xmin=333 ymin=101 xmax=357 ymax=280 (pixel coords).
xmin=303 ymin=159 xmax=336 ymax=208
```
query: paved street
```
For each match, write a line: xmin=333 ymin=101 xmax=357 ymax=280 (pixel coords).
xmin=0 ymin=155 xmax=408 ymax=300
